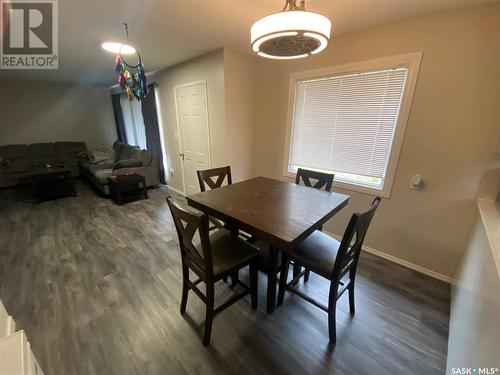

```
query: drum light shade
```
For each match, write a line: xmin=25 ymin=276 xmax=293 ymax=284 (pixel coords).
xmin=251 ymin=6 xmax=331 ymax=59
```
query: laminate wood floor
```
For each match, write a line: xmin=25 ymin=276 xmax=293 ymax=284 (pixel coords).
xmin=0 ymin=181 xmax=450 ymax=375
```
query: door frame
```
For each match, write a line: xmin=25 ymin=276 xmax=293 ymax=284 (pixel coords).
xmin=173 ymin=79 xmax=211 ymax=194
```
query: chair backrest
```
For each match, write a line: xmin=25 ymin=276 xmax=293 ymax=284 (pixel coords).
xmin=197 ymin=166 xmax=232 ymax=192
xmin=166 ymin=196 xmax=213 ymax=277
xmin=295 ymin=168 xmax=334 ymax=192
xmin=332 ymin=197 xmax=381 ymax=281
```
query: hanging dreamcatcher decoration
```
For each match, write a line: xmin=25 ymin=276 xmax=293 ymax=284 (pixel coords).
xmin=114 ymin=23 xmax=148 ymax=101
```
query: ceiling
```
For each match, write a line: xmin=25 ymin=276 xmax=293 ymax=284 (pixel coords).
xmin=0 ymin=0 xmax=494 ymax=86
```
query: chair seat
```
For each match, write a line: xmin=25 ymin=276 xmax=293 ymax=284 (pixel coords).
xmin=290 ymin=230 xmax=341 ymax=280
xmin=210 ymin=229 xmax=260 ymax=277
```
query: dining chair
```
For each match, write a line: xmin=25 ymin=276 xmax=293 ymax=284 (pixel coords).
xmin=277 ymin=197 xmax=381 ymax=344
xmin=167 ymin=196 xmax=259 ymax=346
xmin=295 ymin=167 xmax=334 ymax=192
xmin=197 ymin=166 xmax=232 ymax=192
xmin=197 ymin=166 xmax=253 ymax=285
xmin=293 ymin=168 xmax=335 ymax=282
xmin=196 ymin=166 xmax=232 ymax=231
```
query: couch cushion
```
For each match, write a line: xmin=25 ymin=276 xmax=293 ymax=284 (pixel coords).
xmin=0 ymin=144 xmax=30 ymax=159
xmin=29 ymin=143 xmax=59 ymax=165
xmin=0 ymin=145 xmax=31 ymax=174
xmin=89 ymin=163 xmax=114 ymax=174
xmin=29 ymin=143 xmax=54 ymax=156
xmin=55 ymin=142 xmax=87 ymax=170
xmin=88 ymin=148 xmax=115 ymax=164
xmin=54 ymin=141 xmax=87 ymax=155
xmin=93 ymin=169 xmax=114 ymax=184
xmin=3 ymin=158 xmax=31 ymax=174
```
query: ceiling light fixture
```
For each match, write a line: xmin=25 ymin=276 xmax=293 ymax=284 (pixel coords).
xmin=102 ymin=23 xmax=148 ymax=101
xmin=251 ymin=0 xmax=331 ymax=60
xmin=101 ymin=42 xmax=136 ymax=55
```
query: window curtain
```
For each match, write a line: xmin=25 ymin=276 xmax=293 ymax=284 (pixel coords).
xmin=141 ymin=83 xmax=166 ymax=184
xmin=111 ymin=93 xmax=127 ymax=143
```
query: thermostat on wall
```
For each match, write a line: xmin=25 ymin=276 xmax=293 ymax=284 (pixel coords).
xmin=409 ymin=175 xmax=423 ymax=190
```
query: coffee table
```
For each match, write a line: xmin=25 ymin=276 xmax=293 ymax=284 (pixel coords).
xmin=28 ymin=166 xmax=76 ymax=203
xmin=108 ymin=174 xmax=148 ymax=205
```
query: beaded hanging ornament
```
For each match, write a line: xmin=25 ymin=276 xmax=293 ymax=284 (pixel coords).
xmin=115 ymin=23 xmax=148 ymax=101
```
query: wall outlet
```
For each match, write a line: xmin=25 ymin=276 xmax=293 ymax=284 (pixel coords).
xmin=169 ymin=168 xmax=175 ymax=177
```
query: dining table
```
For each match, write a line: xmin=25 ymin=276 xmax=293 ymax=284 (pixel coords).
xmin=186 ymin=176 xmax=350 ymax=313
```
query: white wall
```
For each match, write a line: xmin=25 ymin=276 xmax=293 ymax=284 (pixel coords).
xmin=150 ymin=50 xmax=226 ymax=193
xmin=0 ymin=80 xmax=116 ymax=148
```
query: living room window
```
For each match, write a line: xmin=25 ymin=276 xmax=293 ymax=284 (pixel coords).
xmin=120 ymin=95 xmax=147 ymax=149
xmin=284 ymin=53 xmax=422 ymax=198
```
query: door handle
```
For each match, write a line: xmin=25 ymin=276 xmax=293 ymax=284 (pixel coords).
xmin=180 ymin=153 xmax=185 ymax=161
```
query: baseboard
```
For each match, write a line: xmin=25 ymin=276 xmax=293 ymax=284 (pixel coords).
xmin=324 ymin=230 xmax=453 ymax=284
xmin=165 ymin=185 xmax=185 ymax=196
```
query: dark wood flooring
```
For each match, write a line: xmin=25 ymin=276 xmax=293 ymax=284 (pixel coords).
xmin=0 ymin=181 xmax=450 ymax=375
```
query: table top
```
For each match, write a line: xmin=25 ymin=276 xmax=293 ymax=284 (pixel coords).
xmin=187 ymin=176 xmax=350 ymax=249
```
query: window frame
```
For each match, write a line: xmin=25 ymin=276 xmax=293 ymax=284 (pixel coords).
xmin=283 ymin=52 xmax=422 ymax=198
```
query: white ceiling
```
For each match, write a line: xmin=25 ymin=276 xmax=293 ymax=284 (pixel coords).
xmin=0 ymin=0 xmax=494 ymax=86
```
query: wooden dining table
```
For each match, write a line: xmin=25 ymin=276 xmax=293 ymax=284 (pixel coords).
xmin=186 ymin=176 xmax=350 ymax=313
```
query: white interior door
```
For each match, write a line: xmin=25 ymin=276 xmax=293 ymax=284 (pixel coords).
xmin=174 ymin=81 xmax=211 ymax=195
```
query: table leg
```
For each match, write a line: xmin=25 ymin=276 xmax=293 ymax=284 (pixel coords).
xmin=225 ymin=223 xmax=240 ymax=287
xmin=68 ymin=175 xmax=76 ymax=197
xmin=267 ymin=245 xmax=278 ymax=314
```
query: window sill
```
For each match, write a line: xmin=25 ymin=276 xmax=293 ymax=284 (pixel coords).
xmin=282 ymin=171 xmax=391 ymax=198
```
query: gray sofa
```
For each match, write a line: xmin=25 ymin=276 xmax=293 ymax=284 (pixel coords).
xmin=79 ymin=141 xmax=160 ymax=195
xmin=0 ymin=142 xmax=87 ymax=188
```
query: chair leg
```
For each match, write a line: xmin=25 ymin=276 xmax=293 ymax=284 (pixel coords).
xmin=231 ymin=270 xmax=239 ymax=286
xmin=348 ymin=286 xmax=355 ymax=315
xmin=250 ymin=261 xmax=258 ymax=309
xmin=180 ymin=265 xmax=189 ymax=314
xmin=304 ymin=268 xmax=311 ymax=283
xmin=348 ymin=276 xmax=356 ymax=316
xmin=327 ymin=285 xmax=338 ymax=344
xmin=292 ymin=263 xmax=301 ymax=279
xmin=278 ymin=254 xmax=290 ymax=306
xmin=203 ymin=283 xmax=215 ymax=346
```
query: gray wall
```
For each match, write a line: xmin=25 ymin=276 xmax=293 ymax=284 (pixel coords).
xmin=0 ymin=80 xmax=117 ymax=148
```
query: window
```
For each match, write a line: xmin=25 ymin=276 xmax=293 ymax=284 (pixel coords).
xmin=284 ymin=53 xmax=421 ymax=197
xmin=120 ymin=95 xmax=147 ymax=149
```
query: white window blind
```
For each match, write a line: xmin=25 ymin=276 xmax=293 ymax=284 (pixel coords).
xmin=289 ymin=67 xmax=408 ymax=186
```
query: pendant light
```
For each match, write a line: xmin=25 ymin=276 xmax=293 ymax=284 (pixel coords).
xmin=251 ymin=0 xmax=331 ymax=59
xmin=102 ymin=23 xmax=148 ymax=101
